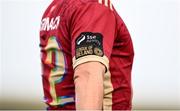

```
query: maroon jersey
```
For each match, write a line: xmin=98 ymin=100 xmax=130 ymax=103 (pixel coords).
xmin=40 ymin=0 xmax=134 ymax=110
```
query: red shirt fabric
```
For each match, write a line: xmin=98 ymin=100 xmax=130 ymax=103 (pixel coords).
xmin=40 ymin=0 xmax=134 ymax=110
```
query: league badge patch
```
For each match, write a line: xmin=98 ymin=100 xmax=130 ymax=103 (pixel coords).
xmin=75 ymin=32 xmax=104 ymax=59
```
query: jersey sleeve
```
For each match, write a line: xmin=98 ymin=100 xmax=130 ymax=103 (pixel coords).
xmin=70 ymin=2 xmax=116 ymax=71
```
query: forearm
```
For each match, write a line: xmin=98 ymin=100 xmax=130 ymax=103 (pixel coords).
xmin=74 ymin=62 xmax=105 ymax=110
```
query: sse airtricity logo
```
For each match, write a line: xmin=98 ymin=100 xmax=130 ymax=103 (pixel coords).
xmin=77 ymin=35 xmax=86 ymax=45
xmin=40 ymin=16 xmax=60 ymax=31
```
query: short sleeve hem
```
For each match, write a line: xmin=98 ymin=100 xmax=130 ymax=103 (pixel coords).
xmin=73 ymin=55 xmax=109 ymax=72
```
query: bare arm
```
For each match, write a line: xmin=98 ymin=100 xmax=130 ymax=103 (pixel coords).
xmin=74 ymin=61 xmax=105 ymax=110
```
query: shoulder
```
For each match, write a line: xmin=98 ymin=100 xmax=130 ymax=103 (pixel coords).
xmin=81 ymin=0 xmax=114 ymax=11
xmin=66 ymin=0 xmax=114 ymax=11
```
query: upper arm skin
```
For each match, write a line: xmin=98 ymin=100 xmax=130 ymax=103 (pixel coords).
xmin=74 ymin=61 xmax=105 ymax=110
xmin=74 ymin=61 xmax=105 ymax=80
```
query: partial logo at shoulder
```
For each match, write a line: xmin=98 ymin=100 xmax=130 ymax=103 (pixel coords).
xmin=98 ymin=0 xmax=113 ymax=11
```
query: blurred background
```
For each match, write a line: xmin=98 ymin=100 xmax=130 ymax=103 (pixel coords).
xmin=0 ymin=0 xmax=180 ymax=110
